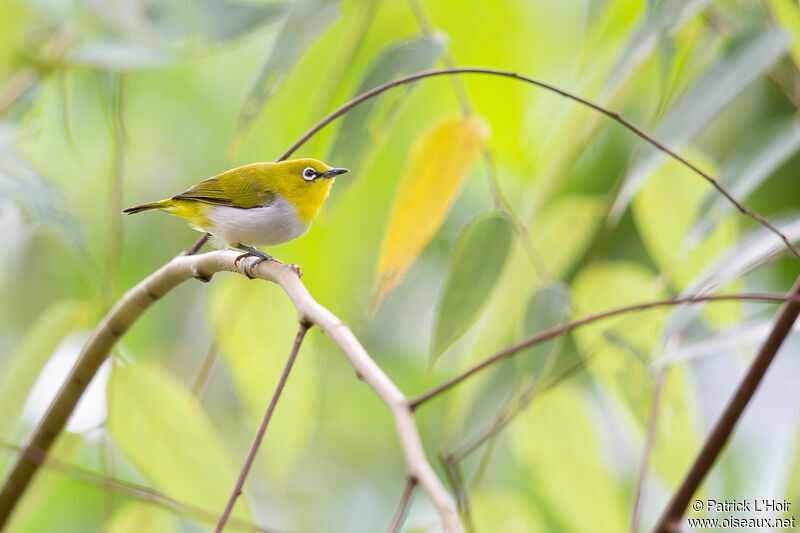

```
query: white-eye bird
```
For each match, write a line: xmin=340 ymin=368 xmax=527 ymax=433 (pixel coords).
xmin=123 ymin=158 xmax=348 ymax=269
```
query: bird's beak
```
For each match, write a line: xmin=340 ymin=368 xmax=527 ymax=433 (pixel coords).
xmin=322 ymin=167 xmax=349 ymax=178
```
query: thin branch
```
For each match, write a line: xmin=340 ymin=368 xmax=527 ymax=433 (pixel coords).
xmin=278 ymin=67 xmax=800 ymax=258
xmin=409 ymin=292 xmax=794 ymax=410
xmin=386 ymin=477 xmax=417 ymax=533
xmin=0 ymin=251 xmax=461 ymax=533
xmin=631 ymin=367 xmax=667 ymax=533
xmin=216 ymin=323 xmax=310 ymax=533
xmin=0 ymin=442 xmax=277 ymax=533
xmin=439 ymin=452 xmax=474 ymax=533
xmin=405 ymin=2 xmax=554 ymax=281
xmin=654 ymin=276 xmax=800 ymax=532
xmin=186 ymin=233 xmax=210 ymax=256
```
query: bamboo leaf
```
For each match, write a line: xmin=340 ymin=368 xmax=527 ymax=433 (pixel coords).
xmin=0 ymin=299 xmax=92 ymax=438
xmin=604 ymin=0 xmax=713 ymax=93
xmin=431 ymin=212 xmax=513 ymax=360
xmin=611 ymin=29 xmax=791 ymax=219
xmin=632 ymin=150 xmax=739 ymax=290
xmin=517 ymin=284 xmax=571 ymax=379
xmin=329 ymin=35 xmax=446 ymax=168
xmin=107 ymin=361 xmax=250 ymax=522
xmin=767 ymin=0 xmax=800 ymax=69
xmin=194 ymin=0 xmax=286 ymax=42
xmin=105 ymin=502 xmax=179 ymax=533
xmin=684 ymin=214 xmax=800 ymax=296
xmin=571 ymin=261 xmax=697 ymax=488
xmin=373 ymin=116 xmax=489 ymax=311
xmin=510 ymin=383 xmax=628 ymax=532
xmin=229 ymin=0 xmax=340 ymax=159
xmin=66 ymin=41 xmax=173 ymax=71
xmin=685 ymin=117 xmax=800 ymax=250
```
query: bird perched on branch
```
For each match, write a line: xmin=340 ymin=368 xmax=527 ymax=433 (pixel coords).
xmin=123 ymin=158 xmax=348 ymax=273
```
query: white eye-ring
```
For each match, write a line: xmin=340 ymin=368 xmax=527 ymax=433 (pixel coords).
xmin=302 ymin=167 xmax=317 ymax=181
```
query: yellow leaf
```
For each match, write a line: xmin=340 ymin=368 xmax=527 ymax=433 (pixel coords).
xmin=373 ymin=116 xmax=488 ymax=311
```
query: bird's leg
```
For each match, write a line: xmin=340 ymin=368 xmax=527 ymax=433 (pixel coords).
xmin=234 ymin=244 xmax=279 ymax=279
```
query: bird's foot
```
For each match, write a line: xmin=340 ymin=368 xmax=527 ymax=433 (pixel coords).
xmin=234 ymin=245 xmax=279 ymax=279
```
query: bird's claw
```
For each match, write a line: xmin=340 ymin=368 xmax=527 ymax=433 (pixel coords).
xmin=235 ymin=252 xmax=277 ymax=279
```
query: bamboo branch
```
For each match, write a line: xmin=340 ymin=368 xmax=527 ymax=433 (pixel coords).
xmin=631 ymin=367 xmax=667 ymax=533
xmin=409 ymin=293 xmax=794 ymax=409
xmin=0 ymin=251 xmax=462 ymax=533
xmin=653 ymin=276 xmax=800 ymax=532
xmin=0 ymin=442 xmax=278 ymax=533
xmin=386 ymin=477 xmax=417 ymax=533
xmin=279 ymin=67 xmax=800 ymax=258
xmin=216 ymin=323 xmax=310 ymax=532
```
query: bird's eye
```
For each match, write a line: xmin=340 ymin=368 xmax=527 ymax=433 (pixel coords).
xmin=302 ymin=167 xmax=317 ymax=181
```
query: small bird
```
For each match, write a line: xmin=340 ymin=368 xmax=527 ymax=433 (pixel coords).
xmin=123 ymin=158 xmax=348 ymax=271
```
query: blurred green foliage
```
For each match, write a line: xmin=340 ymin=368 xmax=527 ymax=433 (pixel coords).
xmin=2 ymin=0 xmax=800 ymax=532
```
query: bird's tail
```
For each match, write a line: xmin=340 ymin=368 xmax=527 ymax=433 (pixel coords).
xmin=122 ymin=200 xmax=168 ymax=215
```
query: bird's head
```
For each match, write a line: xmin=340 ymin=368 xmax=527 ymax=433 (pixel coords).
xmin=269 ymin=158 xmax=349 ymax=224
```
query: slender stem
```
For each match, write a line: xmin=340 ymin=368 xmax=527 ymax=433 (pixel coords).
xmin=405 ymin=2 xmax=553 ymax=280
xmin=0 ymin=251 xmax=462 ymax=532
xmin=278 ymin=67 xmax=800 ymax=258
xmin=386 ymin=477 xmax=417 ymax=533
xmin=409 ymin=292 xmax=794 ymax=410
xmin=439 ymin=453 xmax=474 ymax=533
xmin=186 ymin=233 xmax=211 ymax=256
xmin=654 ymin=276 xmax=800 ymax=532
xmin=0 ymin=441 xmax=277 ymax=532
xmin=216 ymin=323 xmax=310 ymax=532
xmin=631 ymin=367 xmax=667 ymax=533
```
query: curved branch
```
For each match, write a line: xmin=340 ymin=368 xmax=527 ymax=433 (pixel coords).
xmin=654 ymin=276 xmax=800 ymax=532
xmin=409 ymin=292 xmax=794 ymax=409
xmin=0 ymin=442 xmax=277 ymax=533
xmin=279 ymin=67 xmax=800 ymax=258
xmin=0 ymin=251 xmax=461 ymax=533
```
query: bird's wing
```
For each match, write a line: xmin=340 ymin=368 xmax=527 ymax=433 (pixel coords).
xmin=172 ymin=163 xmax=277 ymax=209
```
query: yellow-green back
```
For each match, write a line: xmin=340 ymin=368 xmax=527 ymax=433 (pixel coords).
xmin=172 ymin=158 xmax=338 ymax=224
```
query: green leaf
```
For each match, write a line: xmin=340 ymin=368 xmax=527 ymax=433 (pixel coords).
xmin=471 ymin=489 xmax=546 ymax=532
xmin=329 ymin=35 xmax=446 ymax=168
xmin=571 ymin=261 xmax=697 ymax=488
xmin=684 ymin=214 xmax=800 ymax=295
xmin=767 ymin=0 xmax=800 ymax=69
xmin=229 ymin=0 xmax=341 ymax=159
xmin=632 ymin=149 xmax=739 ymax=290
xmin=192 ymin=0 xmax=287 ymax=42
xmin=0 ymin=299 xmax=92 ymax=438
xmin=431 ymin=212 xmax=513 ymax=360
xmin=105 ymin=502 xmax=179 ymax=533
xmin=516 ymin=284 xmax=571 ymax=379
xmin=611 ymin=29 xmax=791 ymax=218
xmin=533 ymin=195 xmax=606 ymax=278
xmin=441 ymin=195 xmax=603 ymax=433
xmin=66 ymin=41 xmax=174 ymax=71
xmin=107 ymin=360 xmax=250 ymax=522
xmin=605 ymin=0 xmax=713 ymax=92
xmin=655 ymin=318 xmax=796 ymax=368
xmin=510 ymin=383 xmax=628 ymax=532
xmin=207 ymin=275 xmax=319 ymax=484
xmin=685 ymin=117 xmax=800 ymax=250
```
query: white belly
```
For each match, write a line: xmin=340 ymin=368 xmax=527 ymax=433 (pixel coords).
xmin=205 ymin=196 xmax=309 ymax=247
